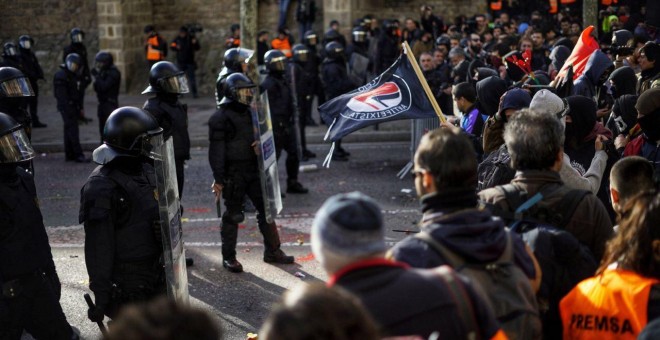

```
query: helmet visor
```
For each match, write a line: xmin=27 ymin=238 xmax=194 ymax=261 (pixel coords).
xmin=306 ymin=34 xmax=317 ymax=45
xmin=66 ymin=60 xmax=80 ymax=73
xmin=72 ymin=33 xmax=83 ymax=43
xmin=0 ymin=77 xmax=34 ymax=97
xmin=353 ymin=31 xmax=367 ymax=42
xmin=5 ymin=46 xmax=17 ymax=56
xmin=159 ymin=74 xmax=190 ymax=94
xmin=0 ymin=129 xmax=35 ymax=163
xmin=235 ymin=87 xmax=256 ymax=105
xmin=142 ymin=128 xmax=164 ymax=160
xmin=294 ymin=50 xmax=309 ymax=62
xmin=270 ymin=56 xmax=287 ymax=71
xmin=19 ymin=40 xmax=31 ymax=49
xmin=237 ymin=48 xmax=254 ymax=64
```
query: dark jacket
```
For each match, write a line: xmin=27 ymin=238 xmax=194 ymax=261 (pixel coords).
xmin=62 ymin=43 xmax=91 ymax=87
xmin=93 ymin=66 xmax=120 ymax=104
xmin=476 ymin=76 xmax=508 ymax=117
xmin=143 ymin=94 xmax=191 ymax=160
xmin=260 ymin=72 xmax=294 ymax=123
xmin=170 ymin=34 xmax=200 ymax=66
xmin=638 ymin=65 xmax=660 ymax=95
xmin=321 ymin=58 xmax=356 ymax=102
xmin=53 ymin=66 xmax=83 ymax=114
xmin=391 ymin=189 xmax=536 ymax=279
xmin=572 ymin=50 xmax=613 ymax=99
xmin=479 ymin=170 xmax=614 ymax=261
xmin=374 ymin=33 xmax=399 ymax=74
xmin=295 ymin=0 xmax=316 ymax=23
xmin=330 ymin=258 xmax=501 ymax=339
xmin=208 ymin=102 xmax=258 ymax=184
xmin=608 ymin=66 xmax=638 ymax=98
xmin=18 ymin=48 xmax=43 ymax=82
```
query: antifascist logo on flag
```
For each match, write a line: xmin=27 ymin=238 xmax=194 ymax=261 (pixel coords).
xmin=344 ymin=79 xmax=411 ymax=119
xmin=319 ymin=52 xmax=437 ymax=142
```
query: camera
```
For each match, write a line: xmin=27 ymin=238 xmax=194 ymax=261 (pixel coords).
xmin=604 ymin=45 xmax=634 ymax=57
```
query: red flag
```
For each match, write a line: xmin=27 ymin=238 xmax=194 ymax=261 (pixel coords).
xmin=558 ymin=26 xmax=599 ymax=80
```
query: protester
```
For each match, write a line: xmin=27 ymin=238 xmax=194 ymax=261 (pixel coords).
xmin=638 ymin=42 xmax=660 ymax=95
xmin=610 ymin=156 xmax=655 ymax=220
xmin=622 ymin=87 xmax=660 ymax=170
xmin=450 ymin=82 xmax=486 ymax=136
xmin=170 ymin=26 xmax=201 ymax=98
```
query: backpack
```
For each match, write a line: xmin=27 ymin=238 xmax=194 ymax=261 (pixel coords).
xmin=494 ymin=184 xmax=598 ymax=340
xmin=477 ymin=143 xmax=516 ymax=191
xmin=416 ymin=229 xmax=542 ymax=340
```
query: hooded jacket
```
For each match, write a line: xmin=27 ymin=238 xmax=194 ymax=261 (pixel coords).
xmin=549 ymin=45 xmax=570 ymax=74
xmin=572 ymin=50 xmax=613 ymax=99
xmin=390 ymin=188 xmax=536 ymax=279
xmin=607 ymin=94 xmax=639 ymax=137
xmin=476 ymin=76 xmax=508 ymax=117
xmin=608 ymin=66 xmax=638 ymax=98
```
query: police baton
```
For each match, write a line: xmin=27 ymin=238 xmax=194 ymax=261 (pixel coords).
xmin=84 ymin=293 xmax=108 ymax=337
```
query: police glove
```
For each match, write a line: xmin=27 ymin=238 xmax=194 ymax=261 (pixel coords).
xmin=87 ymin=304 xmax=105 ymax=323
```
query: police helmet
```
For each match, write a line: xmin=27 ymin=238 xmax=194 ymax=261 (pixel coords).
xmin=220 ymin=73 xmax=256 ymax=106
xmin=223 ymin=47 xmax=253 ymax=73
xmin=436 ymin=36 xmax=450 ymax=48
xmin=352 ymin=26 xmax=368 ymax=43
xmin=142 ymin=61 xmax=190 ymax=94
xmin=94 ymin=51 xmax=114 ymax=70
xmin=304 ymin=30 xmax=318 ymax=46
xmin=18 ymin=35 xmax=33 ymax=50
xmin=70 ymin=28 xmax=84 ymax=43
xmin=0 ymin=67 xmax=34 ymax=97
xmin=0 ymin=111 xmax=34 ymax=163
xmin=3 ymin=43 xmax=18 ymax=57
xmin=264 ymin=49 xmax=287 ymax=73
xmin=292 ymin=44 xmax=310 ymax=63
xmin=65 ymin=53 xmax=82 ymax=74
xmin=383 ymin=20 xmax=398 ymax=35
xmin=94 ymin=106 xmax=163 ymax=164
xmin=323 ymin=29 xmax=341 ymax=43
xmin=325 ymin=41 xmax=344 ymax=61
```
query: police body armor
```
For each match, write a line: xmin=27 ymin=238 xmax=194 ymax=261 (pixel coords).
xmin=261 ymin=75 xmax=294 ymax=126
xmin=222 ymin=105 xmax=260 ymax=167
xmin=80 ymin=163 xmax=163 ymax=294
xmin=144 ymin=97 xmax=191 ymax=160
xmin=0 ymin=167 xmax=55 ymax=281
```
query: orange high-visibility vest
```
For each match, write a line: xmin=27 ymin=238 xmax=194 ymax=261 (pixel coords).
xmin=560 ymin=0 xmax=576 ymax=4
xmin=271 ymin=38 xmax=292 ymax=58
xmin=601 ymin=0 xmax=618 ymax=5
xmin=490 ymin=0 xmax=502 ymax=11
xmin=549 ymin=0 xmax=558 ymax=14
xmin=560 ymin=269 xmax=659 ymax=340
xmin=146 ymin=36 xmax=164 ymax=61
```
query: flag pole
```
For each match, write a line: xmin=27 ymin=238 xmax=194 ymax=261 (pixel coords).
xmin=402 ymin=41 xmax=446 ymax=123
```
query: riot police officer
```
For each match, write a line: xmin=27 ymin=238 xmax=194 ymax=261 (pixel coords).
xmin=1 ymin=43 xmax=24 ymax=71
xmin=302 ymin=30 xmax=325 ymax=125
xmin=92 ymin=51 xmax=121 ymax=143
xmin=0 ymin=67 xmax=34 ymax=139
xmin=63 ymin=28 xmax=92 ymax=123
xmin=0 ymin=112 xmax=78 ymax=339
xmin=260 ymin=49 xmax=308 ymax=194
xmin=209 ymin=73 xmax=295 ymax=273
xmin=290 ymin=44 xmax=316 ymax=161
xmin=18 ymin=35 xmax=47 ymax=128
xmin=142 ymin=61 xmax=190 ymax=198
xmin=80 ymin=106 xmax=166 ymax=321
xmin=215 ymin=47 xmax=252 ymax=109
xmin=54 ymin=53 xmax=89 ymax=162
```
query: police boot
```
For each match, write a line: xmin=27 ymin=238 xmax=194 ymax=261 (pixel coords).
xmin=260 ymin=222 xmax=294 ymax=264
xmin=286 ymin=179 xmax=309 ymax=194
xmin=222 ymin=258 xmax=243 ymax=273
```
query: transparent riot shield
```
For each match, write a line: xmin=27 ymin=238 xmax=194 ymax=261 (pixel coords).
xmin=151 ymin=136 xmax=189 ymax=304
xmin=287 ymin=63 xmax=303 ymax=160
xmin=251 ymin=92 xmax=283 ymax=223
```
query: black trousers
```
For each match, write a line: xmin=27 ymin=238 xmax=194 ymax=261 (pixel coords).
xmin=0 ymin=271 xmax=73 ymax=340
xmin=175 ymin=156 xmax=185 ymax=199
xmin=60 ymin=108 xmax=83 ymax=160
xmin=27 ymin=80 xmax=41 ymax=123
xmin=221 ymin=167 xmax=281 ymax=260
xmin=97 ymin=101 xmax=117 ymax=144
xmin=273 ymin=121 xmax=300 ymax=182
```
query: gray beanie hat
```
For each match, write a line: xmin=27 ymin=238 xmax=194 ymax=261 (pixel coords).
xmin=311 ymin=192 xmax=386 ymax=271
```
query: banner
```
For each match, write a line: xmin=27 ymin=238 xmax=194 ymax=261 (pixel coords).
xmin=558 ymin=26 xmax=599 ymax=80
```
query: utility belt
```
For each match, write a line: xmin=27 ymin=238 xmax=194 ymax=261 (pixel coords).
xmin=1 ymin=268 xmax=50 ymax=299
xmin=110 ymin=256 xmax=164 ymax=302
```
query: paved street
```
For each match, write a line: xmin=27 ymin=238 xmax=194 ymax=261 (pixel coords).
xmin=34 ymin=139 xmax=422 ymax=339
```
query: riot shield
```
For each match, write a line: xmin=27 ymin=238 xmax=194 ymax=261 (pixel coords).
xmin=349 ymin=53 xmax=370 ymax=85
xmin=287 ymin=63 xmax=303 ymax=160
xmin=251 ymin=92 xmax=283 ymax=223
xmin=151 ymin=136 xmax=189 ymax=304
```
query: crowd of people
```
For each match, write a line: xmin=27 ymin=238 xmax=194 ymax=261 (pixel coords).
xmin=3 ymin=0 xmax=660 ymax=339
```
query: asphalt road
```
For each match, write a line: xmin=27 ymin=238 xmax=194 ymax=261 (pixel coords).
xmin=32 ymin=141 xmax=423 ymax=340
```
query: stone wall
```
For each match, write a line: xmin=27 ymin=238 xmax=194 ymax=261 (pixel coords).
xmin=0 ymin=0 xmax=98 ymax=96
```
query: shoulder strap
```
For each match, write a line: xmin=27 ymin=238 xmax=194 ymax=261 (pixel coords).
xmin=495 ymin=230 xmax=514 ymax=264
xmin=555 ymin=189 xmax=590 ymax=229
xmin=414 ymin=231 xmax=466 ymax=269
xmin=431 ymin=266 xmax=480 ymax=340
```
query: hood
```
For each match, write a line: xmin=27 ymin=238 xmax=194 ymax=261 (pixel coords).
xmin=583 ymin=50 xmax=613 ymax=85
xmin=426 ymin=209 xmax=508 ymax=264
xmin=608 ymin=94 xmax=639 ymax=136
xmin=500 ymin=88 xmax=532 ymax=112
xmin=549 ymin=45 xmax=570 ymax=71
xmin=608 ymin=66 xmax=637 ymax=98
xmin=476 ymin=76 xmax=508 ymax=116
xmin=566 ymin=96 xmax=598 ymax=146
xmin=476 ymin=67 xmax=498 ymax=82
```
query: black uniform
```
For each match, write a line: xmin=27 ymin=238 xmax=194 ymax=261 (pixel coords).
xmin=288 ymin=61 xmax=311 ymax=154
xmin=0 ymin=165 xmax=75 ymax=339
xmin=208 ymin=102 xmax=284 ymax=261
xmin=62 ymin=43 xmax=92 ymax=113
xmin=143 ymin=94 xmax=191 ymax=198
xmin=18 ymin=47 xmax=45 ymax=126
xmin=79 ymin=157 xmax=165 ymax=319
xmin=92 ymin=65 xmax=121 ymax=142
xmin=302 ymin=43 xmax=325 ymax=122
xmin=170 ymin=33 xmax=201 ymax=98
xmin=260 ymin=72 xmax=301 ymax=185
xmin=53 ymin=65 xmax=85 ymax=161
